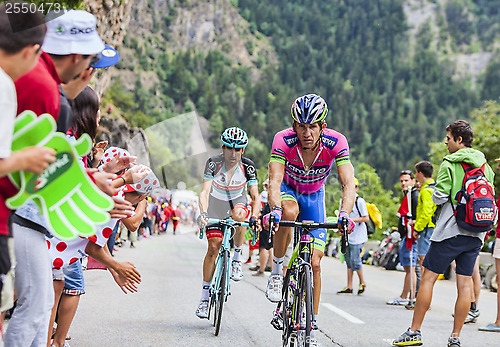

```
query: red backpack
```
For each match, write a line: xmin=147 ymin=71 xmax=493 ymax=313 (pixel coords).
xmin=452 ymin=162 xmax=497 ymax=233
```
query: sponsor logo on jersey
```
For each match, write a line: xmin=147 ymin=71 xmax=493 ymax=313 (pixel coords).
xmin=322 ymin=134 xmax=338 ymax=149
xmin=283 ymin=134 xmax=299 ymax=147
xmin=285 ymin=163 xmax=331 ymax=176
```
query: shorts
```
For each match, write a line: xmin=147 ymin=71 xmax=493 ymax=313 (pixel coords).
xmin=206 ymin=195 xmax=249 ymax=239
xmin=259 ymin=227 xmax=273 ymax=250
xmin=399 ymin=237 xmax=418 ymax=267
xmin=422 ymin=235 xmax=482 ymax=276
xmin=417 ymin=227 xmax=434 ymax=256
xmin=280 ymin=181 xmax=327 ymax=253
xmin=345 ymin=243 xmax=364 ymax=271
xmin=494 ymin=239 xmax=500 ymax=259
xmin=62 ymin=260 xmax=85 ymax=295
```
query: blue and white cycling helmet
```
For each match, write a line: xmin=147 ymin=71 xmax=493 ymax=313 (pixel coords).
xmin=221 ymin=127 xmax=248 ymax=148
xmin=291 ymin=94 xmax=328 ymax=124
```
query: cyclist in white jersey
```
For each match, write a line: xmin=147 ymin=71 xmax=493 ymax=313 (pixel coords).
xmin=196 ymin=127 xmax=261 ymax=318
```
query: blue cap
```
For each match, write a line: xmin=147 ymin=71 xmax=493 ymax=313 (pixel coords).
xmin=91 ymin=44 xmax=120 ymax=68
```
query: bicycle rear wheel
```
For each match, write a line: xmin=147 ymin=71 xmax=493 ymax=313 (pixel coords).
xmin=214 ymin=250 xmax=228 ymax=336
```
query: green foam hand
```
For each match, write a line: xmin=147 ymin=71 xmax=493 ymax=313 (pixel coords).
xmin=6 ymin=111 xmax=114 ymax=240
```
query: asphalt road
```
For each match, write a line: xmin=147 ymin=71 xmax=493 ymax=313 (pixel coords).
xmin=68 ymin=224 xmax=500 ymax=346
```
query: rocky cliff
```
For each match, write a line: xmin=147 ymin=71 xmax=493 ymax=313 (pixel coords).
xmin=85 ymin=0 xmax=134 ymax=97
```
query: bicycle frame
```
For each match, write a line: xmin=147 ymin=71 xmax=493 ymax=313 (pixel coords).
xmin=271 ymin=220 xmax=339 ymax=346
xmin=199 ymin=217 xmax=253 ymax=335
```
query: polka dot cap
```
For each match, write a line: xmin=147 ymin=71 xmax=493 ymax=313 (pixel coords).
xmin=99 ymin=147 xmax=131 ymax=167
xmin=125 ymin=165 xmax=160 ymax=194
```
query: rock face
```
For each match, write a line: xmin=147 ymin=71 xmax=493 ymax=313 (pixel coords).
xmin=96 ymin=116 xmax=150 ymax=167
xmin=84 ymin=0 xmax=150 ymax=163
xmin=85 ymin=0 xmax=134 ymax=98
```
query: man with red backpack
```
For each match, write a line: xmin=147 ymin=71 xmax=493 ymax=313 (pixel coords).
xmin=393 ymin=120 xmax=496 ymax=347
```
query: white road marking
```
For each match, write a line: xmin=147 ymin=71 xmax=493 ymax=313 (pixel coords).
xmin=382 ymin=338 xmax=395 ymax=345
xmin=321 ymin=303 xmax=365 ymax=324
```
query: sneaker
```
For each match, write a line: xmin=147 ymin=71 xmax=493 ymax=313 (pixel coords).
xmin=357 ymin=283 xmax=366 ymax=295
xmin=252 ymin=270 xmax=265 ymax=277
xmin=464 ymin=308 xmax=480 ymax=324
xmin=478 ymin=323 xmax=500 ymax=332
xmin=249 ymin=265 xmax=259 ymax=271
xmin=195 ymin=300 xmax=209 ymax=319
xmin=337 ymin=287 xmax=353 ymax=295
xmin=231 ymin=260 xmax=243 ymax=281
xmin=244 ymin=257 xmax=252 ymax=264
xmin=266 ymin=274 xmax=283 ymax=303
xmin=387 ymin=297 xmax=409 ymax=306
xmin=265 ymin=265 xmax=272 ymax=272
xmin=447 ymin=337 xmax=460 ymax=347
xmin=405 ymin=300 xmax=415 ymax=310
xmin=392 ymin=327 xmax=423 ymax=346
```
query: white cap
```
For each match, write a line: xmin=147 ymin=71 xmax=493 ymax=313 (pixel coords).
xmin=42 ymin=10 xmax=105 ymax=55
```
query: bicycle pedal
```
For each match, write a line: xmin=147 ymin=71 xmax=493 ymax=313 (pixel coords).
xmin=270 ymin=316 xmax=283 ymax=330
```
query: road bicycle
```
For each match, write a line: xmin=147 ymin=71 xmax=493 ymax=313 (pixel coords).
xmin=269 ymin=218 xmax=347 ymax=346
xmin=199 ymin=217 xmax=257 ymax=336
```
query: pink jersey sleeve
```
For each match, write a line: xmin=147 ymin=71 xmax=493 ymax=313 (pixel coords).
xmin=270 ymin=128 xmax=296 ymax=164
xmin=321 ymin=129 xmax=350 ymax=167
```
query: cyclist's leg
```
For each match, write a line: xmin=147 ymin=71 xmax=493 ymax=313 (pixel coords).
xmin=203 ymin=235 xmax=223 ymax=282
xmin=297 ymin=186 xmax=327 ymax=316
xmin=201 ymin=199 xmax=228 ymax=295
xmin=230 ymin=202 xmax=249 ymax=252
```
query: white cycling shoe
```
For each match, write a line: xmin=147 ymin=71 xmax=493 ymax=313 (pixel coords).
xmin=195 ymin=300 xmax=209 ymax=319
xmin=231 ymin=260 xmax=243 ymax=281
xmin=266 ymin=274 xmax=283 ymax=303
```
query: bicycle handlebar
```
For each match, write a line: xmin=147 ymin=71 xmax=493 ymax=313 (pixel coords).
xmin=277 ymin=221 xmax=339 ymax=229
xmin=199 ymin=217 xmax=257 ymax=244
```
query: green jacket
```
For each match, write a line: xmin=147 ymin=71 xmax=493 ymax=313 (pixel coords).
xmin=414 ymin=179 xmax=436 ymax=232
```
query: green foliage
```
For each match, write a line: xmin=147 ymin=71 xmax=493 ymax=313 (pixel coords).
xmin=470 ymin=100 xmax=500 ymax=190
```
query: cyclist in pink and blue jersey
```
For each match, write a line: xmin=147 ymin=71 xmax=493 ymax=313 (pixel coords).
xmin=265 ymin=94 xmax=356 ymax=338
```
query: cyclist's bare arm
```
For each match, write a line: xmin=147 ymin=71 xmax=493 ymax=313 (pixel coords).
xmin=248 ymin=183 xmax=261 ymax=219
xmin=268 ymin=161 xmax=285 ymax=210
xmin=198 ymin=179 xmax=213 ymax=224
xmin=337 ymin=162 xmax=356 ymax=215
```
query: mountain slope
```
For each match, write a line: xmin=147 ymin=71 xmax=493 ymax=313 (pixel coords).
xmin=106 ymin=0 xmax=500 ymax=188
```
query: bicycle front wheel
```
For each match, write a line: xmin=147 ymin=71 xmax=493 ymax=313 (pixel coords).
xmin=295 ymin=268 xmax=313 ymax=346
xmin=281 ymin=273 xmax=293 ymax=346
xmin=214 ymin=250 xmax=228 ymax=336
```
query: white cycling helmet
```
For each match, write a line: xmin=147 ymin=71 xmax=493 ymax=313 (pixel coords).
xmin=220 ymin=127 xmax=248 ymax=148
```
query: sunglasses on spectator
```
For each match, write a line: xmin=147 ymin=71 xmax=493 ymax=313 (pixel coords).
xmin=400 ymin=170 xmax=413 ymax=175
xmin=82 ymin=53 xmax=102 ymax=68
